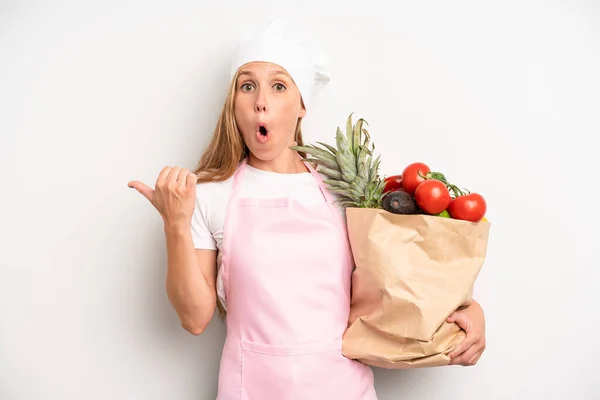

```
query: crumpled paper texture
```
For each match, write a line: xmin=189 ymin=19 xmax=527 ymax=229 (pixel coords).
xmin=341 ymin=208 xmax=491 ymax=369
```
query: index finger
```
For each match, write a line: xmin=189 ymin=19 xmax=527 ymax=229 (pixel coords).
xmin=157 ymin=166 xmax=173 ymax=183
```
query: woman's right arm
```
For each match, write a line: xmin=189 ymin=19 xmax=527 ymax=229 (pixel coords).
xmin=164 ymin=226 xmax=217 ymax=335
xmin=128 ymin=165 xmax=217 ymax=335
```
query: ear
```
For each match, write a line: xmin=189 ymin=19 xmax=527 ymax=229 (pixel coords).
xmin=299 ymin=98 xmax=307 ymax=118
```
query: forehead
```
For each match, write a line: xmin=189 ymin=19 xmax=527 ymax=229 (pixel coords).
xmin=237 ymin=62 xmax=291 ymax=78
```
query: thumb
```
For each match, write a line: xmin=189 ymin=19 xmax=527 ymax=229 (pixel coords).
xmin=128 ymin=180 xmax=154 ymax=202
xmin=446 ymin=312 xmax=458 ymax=323
xmin=447 ymin=311 xmax=470 ymax=332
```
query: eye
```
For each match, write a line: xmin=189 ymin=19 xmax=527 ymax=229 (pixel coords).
xmin=240 ymin=83 xmax=254 ymax=92
xmin=273 ymin=83 xmax=286 ymax=91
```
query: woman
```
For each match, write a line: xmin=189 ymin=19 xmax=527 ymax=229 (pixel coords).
xmin=128 ymin=19 xmax=486 ymax=399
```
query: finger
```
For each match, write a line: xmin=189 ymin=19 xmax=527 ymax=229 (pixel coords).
xmin=168 ymin=167 xmax=182 ymax=184
xmin=455 ymin=345 xmax=482 ymax=367
xmin=467 ymin=349 xmax=484 ymax=366
xmin=177 ymin=168 xmax=189 ymax=189
xmin=167 ymin=167 xmax=182 ymax=190
xmin=157 ymin=166 xmax=172 ymax=183
xmin=449 ymin=349 xmax=471 ymax=365
xmin=449 ymin=312 xmax=472 ymax=333
xmin=128 ymin=180 xmax=154 ymax=202
xmin=448 ymin=336 xmax=475 ymax=361
xmin=186 ymin=172 xmax=197 ymax=189
xmin=446 ymin=312 xmax=458 ymax=323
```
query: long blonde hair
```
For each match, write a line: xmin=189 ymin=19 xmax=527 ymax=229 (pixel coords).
xmin=192 ymin=68 xmax=306 ymax=317
xmin=192 ymin=68 xmax=306 ymax=183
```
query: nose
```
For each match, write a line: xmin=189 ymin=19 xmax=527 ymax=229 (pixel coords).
xmin=255 ymin=90 xmax=268 ymax=113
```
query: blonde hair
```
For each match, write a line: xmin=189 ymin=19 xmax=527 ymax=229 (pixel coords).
xmin=192 ymin=67 xmax=306 ymax=317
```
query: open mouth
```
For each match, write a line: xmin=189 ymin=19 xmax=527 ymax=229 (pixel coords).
xmin=256 ymin=124 xmax=270 ymax=143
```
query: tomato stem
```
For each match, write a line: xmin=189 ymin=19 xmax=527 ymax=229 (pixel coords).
xmin=424 ymin=170 xmax=469 ymax=198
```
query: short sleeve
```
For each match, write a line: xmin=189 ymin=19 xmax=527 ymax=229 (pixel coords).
xmin=190 ymin=196 xmax=217 ymax=250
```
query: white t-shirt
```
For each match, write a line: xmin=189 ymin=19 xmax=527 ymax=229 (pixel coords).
xmin=190 ymin=164 xmax=344 ymax=310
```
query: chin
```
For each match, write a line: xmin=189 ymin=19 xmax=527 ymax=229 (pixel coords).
xmin=247 ymin=146 xmax=280 ymax=161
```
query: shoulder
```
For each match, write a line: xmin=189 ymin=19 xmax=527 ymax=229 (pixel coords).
xmin=192 ymin=176 xmax=234 ymax=228
xmin=195 ymin=176 xmax=234 ymax=201
xmin=315 ymin=171 xmax=341 ymax=200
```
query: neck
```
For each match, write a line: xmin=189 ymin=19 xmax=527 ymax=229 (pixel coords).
xmin=247 ymin=150 xmax=308 ymax=174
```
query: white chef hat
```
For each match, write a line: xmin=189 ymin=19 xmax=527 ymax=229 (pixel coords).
xmin=229 ymin=18 xmax=331 ymax=109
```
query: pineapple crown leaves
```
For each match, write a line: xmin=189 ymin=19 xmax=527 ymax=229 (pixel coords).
xmin=289 ymin=112 xmax=386 ymax=209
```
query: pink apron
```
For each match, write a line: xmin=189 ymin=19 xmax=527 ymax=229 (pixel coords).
xmin=216 ymin=157 xmax=377 ymax=400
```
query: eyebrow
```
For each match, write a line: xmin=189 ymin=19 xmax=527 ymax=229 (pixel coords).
xmin=238 ymin=70 xmax=289 ymax=78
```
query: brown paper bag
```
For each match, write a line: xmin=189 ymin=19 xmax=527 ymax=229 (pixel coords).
xmin=341 ymin=208 xmax=491 ymax=369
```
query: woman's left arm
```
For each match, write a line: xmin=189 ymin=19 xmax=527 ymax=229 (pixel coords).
xmin=446 ymin=299 xmax=486 ymax=366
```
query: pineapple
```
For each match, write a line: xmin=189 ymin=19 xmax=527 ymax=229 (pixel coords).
xmin=290 ymin=113 xmax=387 ymax=209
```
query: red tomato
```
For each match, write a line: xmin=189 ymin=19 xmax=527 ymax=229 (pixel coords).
xmin=402 ymin=162 xmax=430 ymax=195
xmin=414 ymin=179 xmax=452 ymax=214
xmin=448 ymin=193 xmax=487 ymax=222
xmin=383 ymin=175 xmax=403 ymax=193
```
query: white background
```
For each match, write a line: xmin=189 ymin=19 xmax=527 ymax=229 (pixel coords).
xmin=1 ymin=1 xmax=599 ymax=399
